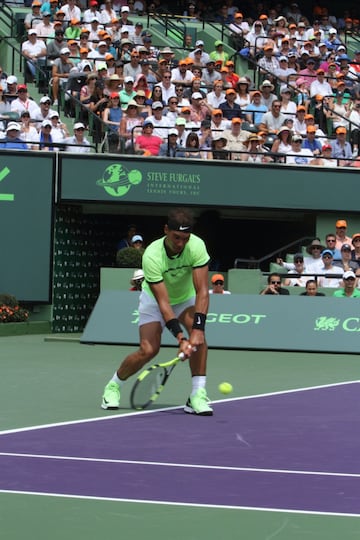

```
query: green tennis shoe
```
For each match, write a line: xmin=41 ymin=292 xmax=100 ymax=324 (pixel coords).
xmin=184 ymin=388 xmax=213 ymax=416
xmin=101 ymin=381 xmax=120 ymax=410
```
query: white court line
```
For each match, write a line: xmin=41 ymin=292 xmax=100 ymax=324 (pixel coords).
xmin=1 ymin=451 xmax=360 ymax=479
xmin=1 ymin=489 xmax=360 ymax=518
xmin=0 ymin=379 xmax=359 ymax=436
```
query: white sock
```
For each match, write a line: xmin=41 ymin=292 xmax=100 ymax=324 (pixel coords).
xmin=111 ymin=372 xmax=126 ymax=387
xmin=191 ymin=375 xmax=206 ymax=395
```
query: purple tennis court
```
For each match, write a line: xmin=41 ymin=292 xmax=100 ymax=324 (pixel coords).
xmin=1 ymin=382 xmax=360 ymax=515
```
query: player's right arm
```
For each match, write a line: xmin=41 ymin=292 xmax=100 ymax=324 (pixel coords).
xmin=149 ymin=281 xmax=192 ymax=358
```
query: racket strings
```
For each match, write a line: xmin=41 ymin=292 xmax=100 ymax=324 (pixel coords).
xmin=131 ymin=367 xmax=167 ymax=409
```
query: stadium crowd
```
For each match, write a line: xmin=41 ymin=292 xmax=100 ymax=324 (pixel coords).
xmin=0 ymin=0 xmax=360 ymax=162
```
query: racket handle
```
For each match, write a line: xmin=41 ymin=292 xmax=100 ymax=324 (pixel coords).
xmin=179 ymin=352 xmax=186 ymax=360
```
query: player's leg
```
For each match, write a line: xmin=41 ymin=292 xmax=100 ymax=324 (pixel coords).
xmin=179 ymin=305 xmax=213 ymax=416
xmin=101 ymin=321 xmax=162 ymax=410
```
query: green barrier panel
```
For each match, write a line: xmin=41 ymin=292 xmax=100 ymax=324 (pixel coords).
xmin=81 ymin=290 xmax=360 ymax=353
xmin=0 ymin=153 xmax=54 ymax=302
xmin=60 ymin=155 xmax=360 ymax=212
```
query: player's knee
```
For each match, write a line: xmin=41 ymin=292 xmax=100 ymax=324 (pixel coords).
xmin=139 ymin=340 xmax=159 ymax=361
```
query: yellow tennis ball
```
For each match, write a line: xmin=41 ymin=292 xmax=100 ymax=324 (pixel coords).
xmin=218 ymin=382 xmax=233 ymax=395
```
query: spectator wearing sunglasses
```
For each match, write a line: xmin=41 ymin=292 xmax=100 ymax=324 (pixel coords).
xmin=335 ymin=219 xmax=352 ymax=250
xmin=317 ymin=250 xmax=342 ymax=288
xmin=260 ymin=273 xmax=290 ymax=295
xmin=333 ymin=271 xmax=360 ymax=297
xmin=333 ymin=244 xmax=359 ymax=274
xmin=209 ymin=274 xmax=231 ymax=294
xmin=283 ymin=253 xmax=314 ymax=287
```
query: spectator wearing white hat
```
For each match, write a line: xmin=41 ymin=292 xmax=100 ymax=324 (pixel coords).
xmin=32 ymin=95 xmax=57 ymax=125
xmin=4 ymin=75 xmax=17 ymax=96
xmin=333 ymin=271 xmax=360 ymax=297
xmin=159 ymin=127 xmax=186 ymax=157
xmin=64 ymin=122 xmax=90 ymax=153
xmin=131 ymin=234 xmax=144 ymax=249
xmin=21 ymin=29 xmax=47 ymax=81
xmin=130 ymin=269 xmax=145 ymax=291
xmin=119 ymin=5 xmax=134 ymax=26
xmin=146 ymin=101 xmax=171 ymax=139
xmin=189 ymin=91 xmax=212 ymax=123
xmin=0 ymin=122 xmax=28 ymax=150
xmin=188 ymin=40 xmax=210 ymax=65
xmin=35 ymin=119 xmax=55 ymax=151
xmin=48 ymin=110 xmax=70 ymax=144
xmin=51 ymin=47 xmax=74 ymax=106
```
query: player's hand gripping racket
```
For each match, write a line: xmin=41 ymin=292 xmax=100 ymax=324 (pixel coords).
xmin=130 ymin=352 xmax=186 ymax=410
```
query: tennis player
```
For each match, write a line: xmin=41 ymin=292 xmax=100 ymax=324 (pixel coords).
xmin=102 ymin=207 xmax=213 ymax=415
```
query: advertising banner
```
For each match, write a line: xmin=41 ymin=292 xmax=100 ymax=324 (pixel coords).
xmin=60 ymin=155 xmax=357 ymax=211
xmin=0 ymin=153 xmax=54 ymax=302
xmin=81 ymin=291 xmax=360 ymax=353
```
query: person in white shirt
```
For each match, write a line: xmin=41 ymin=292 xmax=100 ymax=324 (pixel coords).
xmin=209 ymin=274 xmax=231 ymax=294
xmin=188 ymin=40 xmax=210 ymax=65
xmin=206 ymin=80 xmax=225 ymax=109
xmin=64 ymin=122 xmax=91 ymax=152
xmin=285 ymin=134 xmax=313 ymax=164
xmin=10 ymin=84 xmax=40 ymax=117
xmin=60 ymin=0 xmax=81 ymax=23
xmin=21 ymin=29 xmax=47 ymax=80
xmin=155 ymin=72 xmax=176 ymax=104
xmin=317 ymin=250 xmax=342 ymax=288
xmin=83 ymin=0 xmax=101 ymax=23
xmin=283 ymin=254 xmax=314 ymax=287
xmin=309 ymin=68 xmax=332 ymax=98
xmin=171 ymin=60 xmax=194 ymax=85
xmin=146 ymin=101 xmax=171 ymax=140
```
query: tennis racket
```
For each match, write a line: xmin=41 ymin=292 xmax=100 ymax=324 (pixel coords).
xmin=130 ymin=352 xmax=185 ymax=410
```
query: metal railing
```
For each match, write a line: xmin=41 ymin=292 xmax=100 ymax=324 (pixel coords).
xmin=234 ymin=236 xmax=314 ymax=270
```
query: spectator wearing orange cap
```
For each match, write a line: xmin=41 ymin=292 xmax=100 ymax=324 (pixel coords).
xmin=310 ymin=67 xmax=332 ymax=98
xmin=224 ymin=60 xmax=240 ymax=88
xmin=257 ymin=43 xmax=279 ymax=80
xmin=293 ymin=105 xmax=308 ymax=134
xmin=171 ymin=59 xmax=195 ymax=85
xmin=24 ymin=1 xmax=42 ymax=31
xmin=219 ymin=87 xmax=243 ymax=120
xmin=244 ymin=90 xmax=267 ymax=125
xmin=222 ymin=117 xmax=251 ymax=158
xmin=229 ymin=12 xmax=250 ymax=37
xmin=302 ymin=124 xmax=322 ymax=154
xmin=123 ymin=49 xmax=142 ymax=80
xmin=64 ymin=18 xmax=81 ymax=40
xmin=333 ymin=220 xmax=352 ymax=250
xmin=210 ymin=108 xmax=229 ymax=132
xmin=209 ymin=274 xmax=231 ymax=294
xmin=331 ymin=127 xmax=352 ymax=165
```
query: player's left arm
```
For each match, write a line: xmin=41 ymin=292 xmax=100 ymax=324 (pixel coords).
xmin=189 ymin=264 xmax=209 ymax=347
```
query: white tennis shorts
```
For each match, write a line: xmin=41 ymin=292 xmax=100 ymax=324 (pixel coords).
xmin=138 ymin=291 xmax=195 ymax=327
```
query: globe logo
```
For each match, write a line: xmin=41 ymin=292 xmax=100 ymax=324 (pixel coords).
xmin=96 ymin=164 xmax=142 ymax=198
